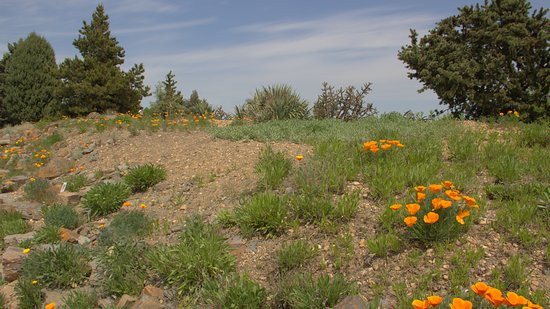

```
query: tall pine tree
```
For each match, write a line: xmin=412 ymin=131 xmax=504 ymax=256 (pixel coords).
xmin=58 ymin=4 xmax=150 ymax=116
xmin=150 ymin=71 xmax=184 ymax=115
xmin=1 ymin=33 xmax=59 ymax=125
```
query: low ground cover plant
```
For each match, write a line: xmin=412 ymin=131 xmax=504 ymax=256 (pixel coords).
xmin=124 ymin=163 xmax=167 ymax=192
xmin=0 ymin=209 xmax=30 ymax=249
xmin=390 ymin=181 xmax=479 ymax=243
xmin=81 ymin=182 xmax=131 ymax=216
xmin=255 ymin=146 xmax=291 ymax=189
xmin=98 ymin=210 xmax=154 ymax=246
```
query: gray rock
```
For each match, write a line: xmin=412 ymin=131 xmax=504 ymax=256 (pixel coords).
xmin=10 ymin=175 xmax=27 ymax=186
xmin=36 ymin=157 xmax=74 ymax=179
xmin=0 ymin=281 xmax=18 ymax=309
xmin=117 ymin=294 xmax=137 ymax=308
xmin=0 ymin=139 xmax=10 ymax=145
xmin=77 ymin=235 xmax=91 ymax=245
xmin=3 ymin=231 xmax=35 ymax=247
xmin=1 ymin=246 xmax=27 ymax=282
xmin=332 ymin=295 xmax=370 ymax=309
xmin=58 ymin=191 xmax=83 ymax=205
xmin=82 ymin=142 xmax=96 ymax=154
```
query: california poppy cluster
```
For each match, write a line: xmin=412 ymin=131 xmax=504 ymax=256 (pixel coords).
xmin=499 ymin=110 xmax=519 ymax=117
xmin=390 ymin=181 xmax=479 ymax=242
xmin=471 ymin=282 xmax=543 ymax=308
xmin=362 ymin=139 xmax=405 ymax=153
xmin=412 ymin=283 xmax=543 ymax=308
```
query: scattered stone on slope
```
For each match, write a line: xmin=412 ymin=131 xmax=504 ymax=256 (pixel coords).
xmin=58 ymin=227 xmax=79 ymax=243
xmin=36 ymin=157 xmax=73 ymax=179
xmin=0 ymin=139 xmax=10 ymax=145
xmin=3 ymin=231 xmax=35 ymax=247
xmin=58 ymin=191 xmax=83 ymax=205
xmin=0 ymin=197 xmax=42 ymax=220
xmin=0 ymin=281 xmax=18 ymax=309
xmin=116 ymin=294 xmax=137 ymax=308
xmin=332 ymin=295 xmax=370 ymax=309
xmin=1 ymin=246 xmax=27 ymax=282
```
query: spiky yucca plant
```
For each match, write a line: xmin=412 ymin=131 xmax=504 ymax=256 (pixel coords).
xmin=240 ymin=84 xmax=309 ymax=122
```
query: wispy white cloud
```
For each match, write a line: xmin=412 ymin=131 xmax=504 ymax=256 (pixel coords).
xmin=109 ymin=0 xmax=183 ymax=14
xmin=133 ymin=8 xmax=438 ymax=112
xmin=114 ymin=18 xmax=215 ymax=35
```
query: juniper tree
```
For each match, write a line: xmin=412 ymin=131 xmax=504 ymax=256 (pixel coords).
xmin=151 ymin=71 xmax=184 ymax=116
xmin=398 ymin=0 xmax=549 ymax=121
xmin=58 ymin=4 xmax=150 ymax=116
xmin=184 ymin=89 xmax=214 ymax=115
xmin=0 ymin=33 xmax=59 ymax=125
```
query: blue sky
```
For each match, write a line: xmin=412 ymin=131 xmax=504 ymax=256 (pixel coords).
xmin=0 ymin=0 xmax=546 ymax=113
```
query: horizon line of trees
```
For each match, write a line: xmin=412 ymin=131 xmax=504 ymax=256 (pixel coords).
xmin=0 ymin=0 xmax=548 ymax=126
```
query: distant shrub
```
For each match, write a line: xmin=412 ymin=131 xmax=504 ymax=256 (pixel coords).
xmin=313 ymin=82 xmax=377 ymax=121
xmin=255 ymin=146 xmax=292 ymax=189
xmin=98 ymin=210 xmax=154 ymax=246
xmin=275 ymin=274 xmax=357 ymax=309
xmin=124 ymin=163 xmax=166 ymax=192
xmin=276 ymin=240 xmax=316 ymax=272
xmin=22 ymin=244 xmax=90 ymax=288
xmin=234 ymin=192 xmax=289 ymax=237
xmin=203 ymin=274 xmax=267 ymax=308
xmin=238 ymin=84 xmax=309 ymax=122
xmin=99 ymin=242 xmax=148 ymax=297
xmin=42 ymin=204 xmax=80 ymax=229
xmin=63 ymin=290 xmax=98 ymax=308
xmin=81 ymin=182 xmax=131 ymax=217
xmin=148 ymin=215 xmax=235 ymax=296
xmin=64 ymin=174 xmax=89 ymax=192
xmin=24 ymin=179 xmax=57 ymax=204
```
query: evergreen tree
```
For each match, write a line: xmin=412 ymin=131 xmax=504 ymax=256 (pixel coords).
xmin=150 ymin=71 xmax=184 ymax=115
xmin=184 ymin=89 xmax=213 ymax=115
xmin=398 ymin=0 xmax=549 ymax=121
xmin=58 ymin=4 xmax=150 ymax=116
xmin=0 ymin=33 xmax=59 ymax=125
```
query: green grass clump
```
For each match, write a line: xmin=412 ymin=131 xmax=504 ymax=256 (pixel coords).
xmin=275 ymin=274 xmax=357 ymax=309
xmin=24 ymin=179 xmax=57 ymax=204
xmin=22 ymin=244 xmax=91 ymax=288
xmin=81 ymin=182 xmax=131 ymax=216
xmin=366 ymin=233 xmax=401 ymax=258
xmin=99 ymin=242 xmax=148 ymax=297
xmin=32 ymin=225 xmax=61 ymax=244
xmin=276 ymin=240 xmax=316 ymax=272
xmin=42 ymin=204 xmax=80 ymax=229
xmin=15 ymin=278 xmax=43 ymax=309
xmin=255 ymin=146 xmax=292 ymax=189
xmin=98 ymin=210 xmax=154 ymax=246
xmin=124 ymin=163 xmax=167 ymax=192
xmin=290 ymin=191 xmax=359 ymax=225
xmin=234 ymin=192 xmax=289 ymax=237
xmin=0 ymin=209 xmax=30 ymax=249
xmin=148 ymin=215 xmax=235 ymax=296
xmin=62 ymin=290 xmax=98 ymax=309
xmin=64 ymin=174 xmax=89 ymax=192
xmin=203 ymin=274 xmax=267 ymax=308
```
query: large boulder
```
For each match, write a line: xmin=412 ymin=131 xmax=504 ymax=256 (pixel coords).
xmin=1 ymin=246 xmax=27 ymax=282
xmin=36 ymin=157 xmax=74 ymax=179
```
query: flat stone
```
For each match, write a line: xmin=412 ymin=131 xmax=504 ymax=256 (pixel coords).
xmin=98 ymin=298 xmax=115 ymax=308
xmin=117 ymin=294 xmax=137 ymax=308
xmin=141 ymin=285 xmax=164 ymax=299
xmin=0 ymin=139 xmax=10 ymax=145
xmin=131 ymin=298 xmax=164 ymax=309
xmin=44 ymin=289 xmax=67 ymax=307
xmin=0 ymin=281 xmax=18 ymax=309
xmin=36 ymin=157 xmax=74 ymax=179
xmin=10 ymin=175 xmax=27 ymax=186
xmin=0 ymin=169 xmax=9 ymax=178
xmin=332 ymin=295 xmax=370 ymax=309
xmin=58 ymin=191 xmax=82 ymax=205
xmin=1 ymin=246 xmax=27 ymax=282
xmin=3 ymin=231 xmax=35 ymax=247
xmin=77 ymin=235 xmax=91 ymax=245
xmin=59 ymin=227 xmax=79 ymax=243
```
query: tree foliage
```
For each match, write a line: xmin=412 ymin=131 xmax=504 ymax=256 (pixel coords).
xmin=150 ymin=71 xmax=184 ymax=115
xmin=184 ymin=89 xmax=214 ymax=115
xmin=398 ymin=0 xmax=549 ymax=121
xmin=57 ymin=4 xmax=150 ymax=116
xmin=313 ymin=82 xmax=377 ymax=121
xmin=0 ymin=33 xmax=59 ymax=125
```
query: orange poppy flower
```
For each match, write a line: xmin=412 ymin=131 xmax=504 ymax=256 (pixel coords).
xmin=428 ymin=184 xmax=442 ymax=193
xmin=455 ymin=209 xmax=470 ymax=225
xmin=396 ymin=143 xmax=405 ymax=148
xmin=379 ymin=139 xmax=386 ymax=143
xmin=45 ymin=303 xmax=56 ymax=309
xmin=449 ymin=298 xmax=472 ymax=309
xmin=415 ymin=186 xmax=426 ymax=192
xmin=412 ymin=300 xmax=429 ymax=309
xmin=423 ymin=212 xmax=439 ymax=224
xmin=445 ymin=190 xmax=462 ymax=201
xmin=462 ymin=195 xmax=476 ymax=206
xmin=417 ymin=192 xmax=426 ymax=203
xmin=388 ymin=140 xmax=400 ymax=145
xmin=389 ymin=203 xmax=402 ymax=211
xmin=139 ymin=203 xmax=147 ymax=209
xmin=471 ymin=282 xmax=490 ymax=295
xmin=499 ymin=112 xmax=504 ymax=116
xmin=370 ymin=147 xmax=379 ymax=153
xmin=505 ymin=292 xmax=528 ymax=306
xmin=432 ymin=198 xmax=443 ymax=210
xmin=442 ymin=181 xmax=453 ymax=189
xmin=122 ymin=201 xmax=132 ymax=207
xmin=484 ymin=288 xmax=505 ymax=306
xmin=381 ymin=144 xmax=392 ymax=150
xmin=404 ymin=216 xmax=417 ymax=227
xmin=406 ymin=203 xmax=421 ymax=215
xmin=427 ymin=295 xmax=442 ymax=306
xmin=440 ymin=200 xmax=452 ymax=209
xmin=295 ymin=155 xmax=304 ymax=161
